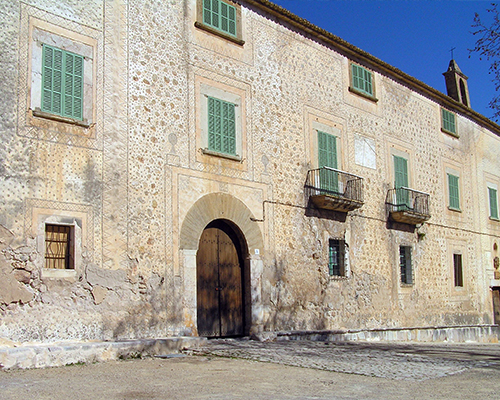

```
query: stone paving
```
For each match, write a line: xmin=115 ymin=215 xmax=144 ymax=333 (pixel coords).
xmin=192 ymin=338 xmax=500 ymax=381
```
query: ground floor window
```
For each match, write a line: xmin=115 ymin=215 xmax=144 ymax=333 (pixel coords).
xmin=45 ymin=224 xmax=74 ymax=269
xmin=329 ymin=239 xmax=346 ymax=276
xmin=453 ymin=253 xmax=463 ymax=287
xmin=399 ymin=246 xmax=413 ymax=285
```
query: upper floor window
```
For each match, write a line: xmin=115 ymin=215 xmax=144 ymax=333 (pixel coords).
xmin=203 ymin=0 xmax=237 ymax=37
xmin=350 ymin=63 xmax=374 ymax=98
xmin=207 ymin=96 xmax=236 ymax=156
xmin=196 ymin=0 xmax=244 ymax=45
xmin=42 ymin=45 xmax=84 ymax=121
xmin=441 ymin=108 xmax=457 ymax=136
xmin=447 ymin=173 xmax=460 ymax=211
xmin=489 ymin=186 xmax=499 ymax=220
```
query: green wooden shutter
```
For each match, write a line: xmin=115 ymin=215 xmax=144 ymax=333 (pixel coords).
xmin=203 ymin=0 xmax=237 ymax=36
xmin=351 ymin=64 xmax=373 ymax=96
xmin=207 ymin=97 xmax=236 ymax=155
xmin=489 ymin=187 xmax=499 ymax=219
xmin=318 ymin=131 xmax=338 ymax=193
xmin=394 ymin=155 xmax=409 ymax=208
xmin=442 ymin=109 xmax=456 ymax=134
xmin=42 ymin=44 xmax=84 ymax=120
xmin=448 ymin=174 xmax=460 ymax=210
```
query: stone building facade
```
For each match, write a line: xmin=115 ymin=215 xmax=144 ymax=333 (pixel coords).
xmin=1 ymin=0 xmax=499 ymax=345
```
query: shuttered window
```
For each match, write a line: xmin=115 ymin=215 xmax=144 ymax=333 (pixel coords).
xmin=441 ymin=108 xmax=456 ymax=135
xmin=447 ymin=174 xmax=460 ymax=210
xmin=42 ymin=44 xmax=84 ymax=120
xmin=208 ymin=96 xmax=236 ymax=155
xmin=329 ymin=239 xmax=345 ymax=276
xmin=203 ymin=0 xmax=237 ymax=37
xmin=351 ymin=64 xmax=373 ymax=96
xmin=489 ymin=187 xmax=499 ymax=219
xmin=400 ymin=246 xmax=412 ymax=285
xmin=318 ymin=131 xmax=338 ymax=193
xmin=394 ymin=155 xmax=410 ymax=208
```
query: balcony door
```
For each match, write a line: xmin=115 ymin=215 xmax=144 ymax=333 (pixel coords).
xmin=394 ymin=155 xmax=410 ymax=209
xmin=318 ymin=130 xmax=338 ymax=194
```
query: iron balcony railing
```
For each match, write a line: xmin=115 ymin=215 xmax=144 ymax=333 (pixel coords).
xmin=305 ymin=167 xmax=364 ymax=211
xmin=386 ymin=187 xmax=431 ymax=223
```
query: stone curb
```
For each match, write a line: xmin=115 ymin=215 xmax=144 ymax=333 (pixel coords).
xmin=253 ymin=325 xmax=500 ymax=343
xmin=0 ymin=337 xmax=206 ymax=370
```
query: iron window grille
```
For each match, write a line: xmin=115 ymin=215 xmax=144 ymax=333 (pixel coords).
xmin=45 ymin=224 xmax=74 ymax=269
xmin=329 ymin=239 xmax=346 ymax=277
xmin=400 ymin=246 xmax=413 ymax=285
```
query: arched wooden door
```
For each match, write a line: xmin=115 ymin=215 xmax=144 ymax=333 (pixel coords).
xmin=196 ymin=221 xmax=244 ymax=337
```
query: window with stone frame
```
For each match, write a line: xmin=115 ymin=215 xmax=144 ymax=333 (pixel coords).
xmin=488 ymin=186 xmax=499 ymax=220
xmin=45 ymin=224 xmax=75 ymax=270
xmin=207 ymin=96 xmax=236 ymax=156
xmin=196 ymin=0 xmax=244 ymax=45
xmin=453 ymin=253 xmax=463 ymax=287
xmin=328 ymin=239 xmax=346 ymax=277
xmin=400 ymin=245 xmax=413 ymax=285
xmin=350 ymin=63 xmax=375 ymax=99
xmin=447 ymin=173 xmax=460 ymax=211
xmin=41 ymin=44 xmax=84 ymax=121
xmin=441 ymin=108 xmax=457 ymax=136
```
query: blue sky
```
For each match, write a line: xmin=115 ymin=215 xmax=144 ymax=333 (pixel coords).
xmin=271 ymin=0 xmax=497 ymax=120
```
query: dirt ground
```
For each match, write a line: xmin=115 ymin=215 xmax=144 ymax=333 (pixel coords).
xmin=1 ymin=340 xmax=499 ymax=399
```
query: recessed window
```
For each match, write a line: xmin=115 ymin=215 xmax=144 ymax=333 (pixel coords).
xmin=441 ymin=108 xmax=457 ymax=136
xmin=328 ymin=239 xmax=345 ymax=276
xmin=453 ymin=253 xmax=463 ymax=287
xmin=196 ymin=0 xmax=244 ymax=45
xmin=41 ymin=45 xmax=84 ymax=121
xmin=447 ymin=173 xmax=460 ymax=211
xmin=318 ymin=130 xmax=338 ymax=193
xmin=400 ymin=246 xmax=413 ymax=285
xmin=207 ymin=96 xmax=236 ymax=156
xmin=45 ymin=224 xmax=74 ymax=270
xmin=489 ymin=187 xmax=499 ymax=220
xmin=350 ymin=63 xmax=375 ymax=98
xmin=203 ymin=0 xmax=237 ymax=37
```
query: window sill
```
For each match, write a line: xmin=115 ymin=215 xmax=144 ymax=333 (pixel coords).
xmin=489 ymin=217 xmax=500 ymax=222
xmin=441 ymin=128 xmax=459 ymax=138
xmin=202 ymin=148 xmax=242 ymax=162
xmin=329 ymin=275 xmax=350 ymax=280
xmin=348 ymin=86 xmax=378 ymax=102
xmin=42 ymin=268 xmax=77 ymax=279
xmin=448 ymin=206 xmax=462 ymax=213
xmin=33 ymin=108 xmax=90 ymax=128
xmin=194 ymin=22 xmax=245 ymax=46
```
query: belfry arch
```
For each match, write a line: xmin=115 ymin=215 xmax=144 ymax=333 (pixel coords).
xmin=179 ymin=192 xmax=264 ymax=336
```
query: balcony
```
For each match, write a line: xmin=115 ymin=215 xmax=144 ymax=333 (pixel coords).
xmin=305 ymin=167 xmax=364 ymax=212
xmin=386 ymin=187 xmax=431 ymax=225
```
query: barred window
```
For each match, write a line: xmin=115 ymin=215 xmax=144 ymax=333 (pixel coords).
xmin=400 ymin=246 xmax=413 ymax=285
xmin=328 ymin=239 xmax=346 ymax=277
xmin=45 ymin=224 xmax=74 ymax=269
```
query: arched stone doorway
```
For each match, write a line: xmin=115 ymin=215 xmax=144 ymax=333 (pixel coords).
xmin=197 ymin=219 xmax=247 ymax=337
xmin=179 ymin=193 xmax=265 ymax=337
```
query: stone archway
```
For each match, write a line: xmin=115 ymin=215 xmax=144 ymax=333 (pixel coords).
xmin=179 ymin=193 xmax=264 ymax=336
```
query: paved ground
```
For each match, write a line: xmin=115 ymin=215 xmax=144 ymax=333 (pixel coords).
xmin=1 ymin=339 xmax=500 ymax=399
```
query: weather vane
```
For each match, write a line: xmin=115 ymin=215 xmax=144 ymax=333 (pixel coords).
xmin=450 ymin=47 xmax=456 ymax=60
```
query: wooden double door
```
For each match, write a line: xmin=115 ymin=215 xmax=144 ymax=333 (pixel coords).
xmin=196 ymin=221 xmax=244 ymax=337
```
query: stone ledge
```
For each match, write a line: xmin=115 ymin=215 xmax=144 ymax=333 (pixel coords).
xmin=272 ymin=325 xmax=500 ymax=343
xmin=0 ymin=337 xmax=206 ymax=370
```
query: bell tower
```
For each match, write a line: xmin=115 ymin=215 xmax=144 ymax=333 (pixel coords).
xmin=443 ymin=59 xmax=470 ymax=107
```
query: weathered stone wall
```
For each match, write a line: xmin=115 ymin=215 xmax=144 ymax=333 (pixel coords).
xmin=0 ymin=0 xmax=499 ymax=345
